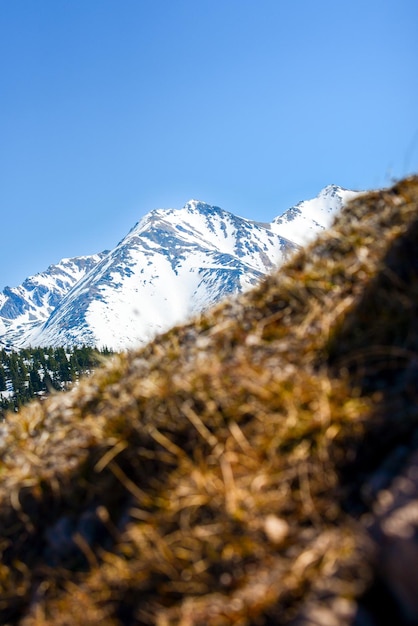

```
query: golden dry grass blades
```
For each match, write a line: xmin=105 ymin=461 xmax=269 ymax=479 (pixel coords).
xmin=0 ymin=176 xmax=418 ymax=625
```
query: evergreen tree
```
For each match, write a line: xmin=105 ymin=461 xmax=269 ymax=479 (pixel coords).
xmin=29 ymin=367 xmax=43 ymax=393
xmin=0 ymin=365 xmax=6 ymax=392
xmin=55 ymin=348 xmax=72 ymax=382
xmin=42 ymin=372 xmax=54 ymax=392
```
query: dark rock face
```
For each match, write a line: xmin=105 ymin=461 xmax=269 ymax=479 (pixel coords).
xmin=347 ymin=447 xmax=418 ymax=626
xmin=0 ymin=287 xmax=28 ymax=318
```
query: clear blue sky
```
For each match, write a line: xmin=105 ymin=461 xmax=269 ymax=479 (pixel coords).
xmin=1 ymin=0 xmax=417 ymax=289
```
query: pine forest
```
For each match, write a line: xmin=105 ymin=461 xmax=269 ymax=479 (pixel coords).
xmin=0 ymin=346 xmax=113 ymax=418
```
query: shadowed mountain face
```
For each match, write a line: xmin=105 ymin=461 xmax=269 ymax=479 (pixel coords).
xmin=0 ymin=177 xmax=417 ymax=624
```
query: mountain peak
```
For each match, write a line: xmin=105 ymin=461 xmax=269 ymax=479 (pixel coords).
xmin=271 ymin=184 xmax=362 ymax=247
xmin=184 ymin=198 xmax=206 ymax=208
xmin=318 ymin=184 xmax=351 ymax=199
xmin=183 ymin=199 xmax=222 ymax=214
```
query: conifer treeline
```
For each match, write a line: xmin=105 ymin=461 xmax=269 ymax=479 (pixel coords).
xmin=0 ymin=346 xmax=113 ymax=418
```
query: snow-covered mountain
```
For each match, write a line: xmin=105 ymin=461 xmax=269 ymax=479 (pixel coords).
xmin=0 ymin=186 xmax=361 ymax=350
xmin=0 ymin=254 xmax=107 ymax=348
xmin=271 ymin=185 xmax=359 ymax=245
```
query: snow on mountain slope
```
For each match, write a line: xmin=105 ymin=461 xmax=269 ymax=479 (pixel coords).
xmin=0 ymin=187 xmax=362 ymax=351
xmin=0 ymin=254 xmax=107 ymax=348
xmin=271 ymin=185 xmax=360 ymax=246
xmin=27 ymin=201 xmax=295 ymax=350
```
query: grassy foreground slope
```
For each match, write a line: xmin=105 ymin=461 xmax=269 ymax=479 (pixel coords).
xmin=1 ymin=177 xmax=418 ymax=625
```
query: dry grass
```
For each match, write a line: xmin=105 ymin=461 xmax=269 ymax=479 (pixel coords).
xmin=0 ymin=176 xmax=417 ymax=624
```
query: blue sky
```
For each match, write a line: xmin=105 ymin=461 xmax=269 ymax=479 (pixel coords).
xmin=1 ymin=0 xmax=417 ymax=289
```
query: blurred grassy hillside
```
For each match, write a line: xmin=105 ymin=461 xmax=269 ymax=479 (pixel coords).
xmin=0 ymin=176 xmax=418 ymax=625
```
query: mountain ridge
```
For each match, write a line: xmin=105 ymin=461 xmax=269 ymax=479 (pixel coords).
xmin=0 ymin=185 xmax=361 ymax=350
